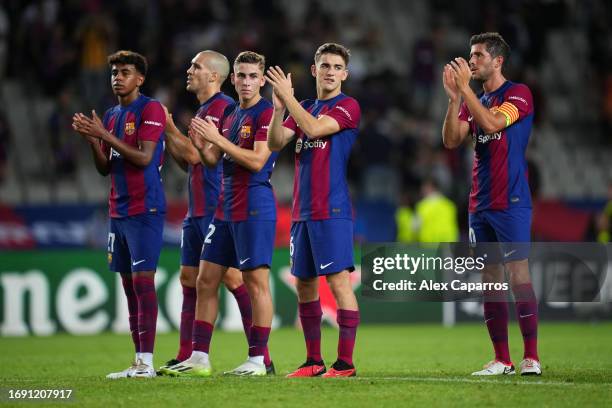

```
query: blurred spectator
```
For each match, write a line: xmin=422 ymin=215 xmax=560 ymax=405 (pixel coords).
xmin=414 ymin=178 xmax=458 ymax=243
xmin=395 ymin=189 xmax=417 ymax=243
xmin=75 ymin=12 xmax=117 ymax=113
xmin=596 ymin=182 xmax=612 ymax=243
xmin=410 ymin=25 xmax=444 ymax=117
xmin=49 ymin=87 xmax=79 ymax=176
xmin=41 ymin=24 xmax=77 ymax=96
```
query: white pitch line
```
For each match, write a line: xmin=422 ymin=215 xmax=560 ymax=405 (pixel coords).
xmin=351 ymin=376 xmax=610 ymax=387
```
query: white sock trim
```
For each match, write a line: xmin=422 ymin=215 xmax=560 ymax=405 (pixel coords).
xmin=192 ymin=351 xmax=210 ymax=364
xmin=140 ymin=352 xmax=153 ymax=367
xmin=248 ymin=355 xmax=264 ymax=365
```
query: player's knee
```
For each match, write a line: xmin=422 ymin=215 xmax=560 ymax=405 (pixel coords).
xmin=326 ymin=274 xmax=351 ymax=299
xmin=195 ymin=272 xmax=219 ymax=294
xmin=222 ymin=268 xmax=243 ymax=291
xmin=296 ymin=278 xmax=318 ymax=301
xmin=244 ymin=276 xmax=270 ymax=300
xmin=507 ymin=260 xmax=530 ymax=285
xmin=482 ymin=264 xmax=504 ymax=283
xmin=179 ymin=266 xmax=198 ymax=287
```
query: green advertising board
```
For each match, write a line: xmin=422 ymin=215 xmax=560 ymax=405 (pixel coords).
xmin=0 ymin=249 xmax=441 ymax=336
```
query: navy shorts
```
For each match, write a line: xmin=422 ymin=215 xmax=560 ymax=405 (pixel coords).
xmin=468 ymin=207 xmax=531 ymax=264
xmin=108 ymin=213 xmax=164 ymax=273
xmin=201 ymin=219 xmax=276 ymax=270
xmin=290 ymin=219 xmax=355 ymax=279
xmin=180 ymin=215 xmax=214 ymax=267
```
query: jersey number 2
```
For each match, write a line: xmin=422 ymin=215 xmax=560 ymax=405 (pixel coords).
xmin=204 ymin=224 xmax=216 ymax=244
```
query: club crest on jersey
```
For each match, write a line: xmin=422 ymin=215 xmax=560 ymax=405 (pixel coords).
xmin=125 ymin=122 xmax=136 ymax=135
xmin=240 ymin=125 xmax=251 ymax=139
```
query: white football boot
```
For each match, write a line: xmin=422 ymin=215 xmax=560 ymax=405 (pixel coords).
xmin=106 ymin=360 xmax=138 ymax=379
xmin=471 ymin=360 xmax=516 ymax=376
xmin=519 ymin=358 xmax=542 ymax=376
xmin=128 ymin=359 xmax=156 ymax=378
xmin=224 ymin=359 xmax=267 ymax=376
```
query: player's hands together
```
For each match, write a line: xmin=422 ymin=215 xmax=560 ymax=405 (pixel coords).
xmin=190 ymin=117 xmax=221 ymax=145
xmin=188 ymin=126 xmax=205 ymax=150
xmin=449 ymin=57 xmax=472 ymax=92
xmin=265 ymin=66 xmax=293 ymax=109
xmin=72 ymin=112 xmax=103 ymax=144
xmin=442 ymin=65 xmax=460 ymax=102
xmin=72 ymin=110 xmax=108 ymax=141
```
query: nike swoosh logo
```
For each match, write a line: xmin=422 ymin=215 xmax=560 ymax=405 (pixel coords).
xmin=504 ymin=250 xmax=517 ymax=257
xmin=139 ymin=331 xmax=147 ymax=335
xmin=519 ymin=313 xmax=534 ymax=318
xmin=132 ymin=259 xmax=146 ymax=266
xmin=485 ymin=318 xmax=494 ymax=323
xmin=320 ymin=262 xmax=334 ymax=270
xmin=239 ymin=258 xmax=250 ymax=265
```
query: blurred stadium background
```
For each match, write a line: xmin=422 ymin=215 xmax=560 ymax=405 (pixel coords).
xmin=1 ymin=0 xmax=611 ymax=338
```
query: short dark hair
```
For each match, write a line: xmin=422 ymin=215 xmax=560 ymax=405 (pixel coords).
xmin=234 ymin=51 xmax=265 ymax=71
xmin=470 ymin=32 xmax=510 ymax=65
xmin=107 ymin=50 xmax=148 ymax=76
xmin=314 ymin=43 xmax=351 ymax=66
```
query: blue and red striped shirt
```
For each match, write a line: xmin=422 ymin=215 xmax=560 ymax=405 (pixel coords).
xmin=215 ymin=98 xmax=277 ymax=222
xmin=458 ymin=81 xmax=534 ymax=213
xmin=283 ymin=93 xmax=361 ymax=221
xmin=187 ymin=92 xmax=235 ymax=218
xmin=102 ymin=94 xmax=166 ymax=218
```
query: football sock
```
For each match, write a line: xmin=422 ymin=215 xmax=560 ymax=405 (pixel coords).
xmin=192 ymin=350 xmax=209 ymax=364
xmin=121 ymin=275 xmax=140 ymax=353
xmin=177 ymin=284 xmax=196 ymax=361
xmin=140 ymin=352 xmax=153 ymax=367
xmin=483 ymin=289 xmax=511 ymax=364
xmin=337 ymin=309 xmax=360 ymax=366
xmin=230 ymin=284 xmax=253 ymax=340
xmin=248 ymin=355 xmax=264 ymax=365
xmin=513 ymin=283 xmax=539 ymax=360
xmin=192 ymin=320 xmax=214 ymax=353
xmin=299 ymin=300 xmax=323 ymax=361
xmin=248 ymin=325 xmax=271 ymax=363
xmin=133 ymin=276 xmax=157 ymax=354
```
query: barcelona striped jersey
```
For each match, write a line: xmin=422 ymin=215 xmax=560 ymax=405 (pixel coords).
xmin=458 ymin=81 xmax=534 ymax=213
xmin=187 ymin=92 xmax=235 ymax=218
xmin=102 ymin=94 xmax=166 ymax=218
xmin=283 ymin=93 xmax=361 ymax=221
xmin=215 ymin=98 xmax=277 ymax=222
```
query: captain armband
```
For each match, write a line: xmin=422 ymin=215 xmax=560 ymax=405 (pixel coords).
xmin=490 ymin=102 xmax=520 ymax=127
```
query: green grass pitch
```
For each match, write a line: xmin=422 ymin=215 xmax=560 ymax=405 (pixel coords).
xmin=1 ymin=323 xmax=611 ymax=407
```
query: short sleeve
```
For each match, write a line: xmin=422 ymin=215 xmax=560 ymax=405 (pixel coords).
xmin=323 ymin=97 xmax=361 ymax=130
xmin=254 ymin=107 xmax=273 ymax=142
xmin=498 ymin=84 xmax=534 ymax=125
xmin=199 ymin=99 xmax=232 ymax=132
xmin=138 ymin=101 xmax=166 ymax=142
